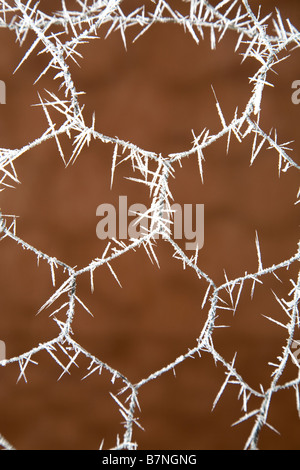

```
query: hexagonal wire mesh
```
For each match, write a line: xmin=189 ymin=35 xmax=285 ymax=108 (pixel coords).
xmin=0 ymin=0 xmax=299 ymax=450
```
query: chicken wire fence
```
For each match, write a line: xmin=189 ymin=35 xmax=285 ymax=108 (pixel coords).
xmin=0 ymin=0 xmax=299 ymax=450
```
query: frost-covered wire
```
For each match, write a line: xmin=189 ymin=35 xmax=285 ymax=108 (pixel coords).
xmin=0 ymin=0 xmax=299 ymax=450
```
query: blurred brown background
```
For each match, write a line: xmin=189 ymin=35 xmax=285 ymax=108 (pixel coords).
xmin=0 ymin=0 xmax=299 ymax=450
